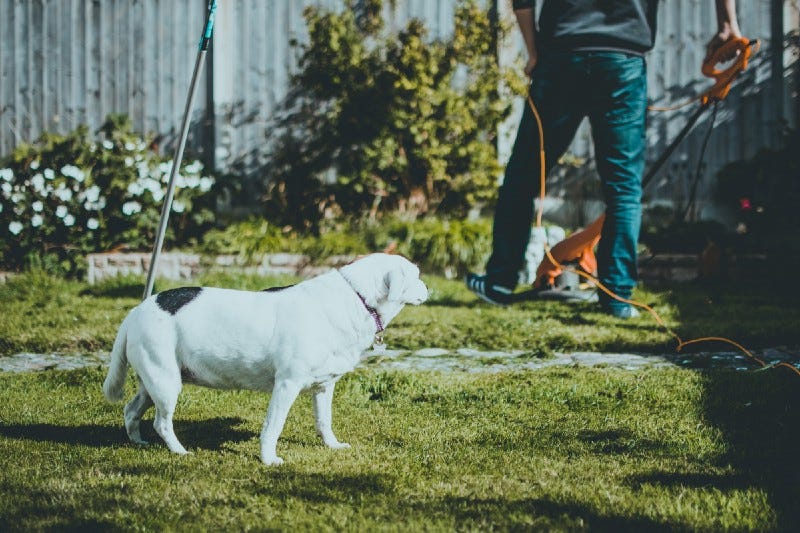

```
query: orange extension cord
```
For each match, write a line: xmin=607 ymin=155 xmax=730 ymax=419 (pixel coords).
xmin=525 ymin=37 xmax=799 ymax=376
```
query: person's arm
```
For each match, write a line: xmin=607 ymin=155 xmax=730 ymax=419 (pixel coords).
xmin=705 ymin=0 xmax=743 ymax=63
xmin=513 ymin=6 xmax=538 ymax=76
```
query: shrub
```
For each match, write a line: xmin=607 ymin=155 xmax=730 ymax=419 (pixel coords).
xmin=714 ymin=129 xmax=800 ymax=259
xmin=263 ymin=0 xmax=520 ymax=231
xmin=200 ymin=215 xmax=492 ymax=277
xmin=0 ymin=115 xmax=218 ymax=275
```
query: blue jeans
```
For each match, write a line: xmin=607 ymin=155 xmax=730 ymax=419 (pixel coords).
xmin=486 ymin=51 xmax=647 ymax=312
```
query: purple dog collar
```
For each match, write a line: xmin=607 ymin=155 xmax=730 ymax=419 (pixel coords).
xmin=337 ymin=270 xmax=385 ymax=334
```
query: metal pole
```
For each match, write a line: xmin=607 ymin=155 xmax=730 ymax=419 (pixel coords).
xmin=143 ymin=0 xmax=217 ymax=300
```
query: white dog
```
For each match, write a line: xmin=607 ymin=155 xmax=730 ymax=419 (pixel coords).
xmin=103 ymin=253 xmax=428 ymax=465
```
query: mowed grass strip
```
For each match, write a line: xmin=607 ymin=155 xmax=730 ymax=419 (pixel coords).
xmin=1 ymin=366 xmax=798 ymax=531
xmin=1 ymin=270 xmax=799 ymax=356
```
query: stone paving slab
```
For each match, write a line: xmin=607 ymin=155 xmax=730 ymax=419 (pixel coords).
xmin=1 ymin=346 xmax=798 ymax=374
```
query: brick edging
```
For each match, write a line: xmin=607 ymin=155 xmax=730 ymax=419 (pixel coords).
xmin=85 ymin=252 xmax=357 ymax=285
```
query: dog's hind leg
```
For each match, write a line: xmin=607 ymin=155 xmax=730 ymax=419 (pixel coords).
xmin=313 ymin=379 xmax=350 ymax=450
xmin=134 ymin=355 xmax=189 ymax=455
xmin=260 ymin=378 xmax=302 ymax=465
xmin=124 ymin=378 xmax=154 ymax=445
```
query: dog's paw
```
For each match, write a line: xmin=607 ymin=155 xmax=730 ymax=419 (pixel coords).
xmin=261 ymin=455 xmax=285 ymax=466
xmin=328 ymin=442 xmax=351 ymax=450
xmin=130 ymin=438 xmax=149 ymax=446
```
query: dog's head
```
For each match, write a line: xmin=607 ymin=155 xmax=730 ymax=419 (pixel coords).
xmin=341 ymin=253 xmax=428 ymax=307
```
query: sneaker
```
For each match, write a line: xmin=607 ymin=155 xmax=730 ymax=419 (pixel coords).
xmin=604 ymin=305 xmax=641 ymax=319
xmin=465 ymin=273 xmax=514 ymax=305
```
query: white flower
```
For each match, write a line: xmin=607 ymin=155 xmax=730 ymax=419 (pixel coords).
xmin=137 ymin=161 xmax=150 ymax=180
xmin=127 ymin=181 xmax=145 ymax=196
xmin=31 ymin=214 xmax=43 ymax=227
xmin=0 ymin=168 xmax=13 ymax=181
xmin=44 ymin=168 xmax=55 ymax=180
xmin=158 ymin=161 xmax=174 ymax=175
xmin=54 ymin=186 xmax=73 ymax=202
xmin=87 ymin=218 xmax=99 ymax=230
xmin=172 ymin=200 xmax=185 ymax=213
xmin=1 ymin=182 xmax=11 ymax=196
xmin=122 ymin=201 xmax=142 ymax=216
xmin=32 ymin=200 xmax=44 ymax=212
xmin=125 ymin=142 xmax=135 ymax=151
xmin=30 ymin=160 xmax=40 ymax=170
xmin=8 ymin=221 xmax=23 ymax=235
xmin=199 ymin=176 xmax=214 ymax=192
xmin=61 ymin=165 xmax=86 ymax=182
xmin=85 ymin=185 xmax=101 ymax=203
xmin=102 ymin=140 xmax=114 ymax=150
xmin=186 ymin=176 xmax=201 ymax=189
xmin=63 ymin=214 xmax=75 ymax=226
xmin=56 ymin=205 xmax=68 ymax=218
xmin=143 ymin=178 xmax=164 ymax=202
xmin=11 ymin=192 xmax=23 ymax=203
xmin=185 ymin=160 xmax=203 ymax=175
xmin=31 ymin=174 xmax=45 ymax=191
xmin=84 ymin=196 xmax=106 ymax=211
xmin=124 ymin=156 xmax=134 ymax=167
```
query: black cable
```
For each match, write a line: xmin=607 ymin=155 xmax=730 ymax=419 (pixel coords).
xmin=682 ymin=100 xmax=719 ymax=221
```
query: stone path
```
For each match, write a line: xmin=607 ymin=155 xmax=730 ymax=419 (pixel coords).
xmin=2 ymin=346 xmax=799 ymax=374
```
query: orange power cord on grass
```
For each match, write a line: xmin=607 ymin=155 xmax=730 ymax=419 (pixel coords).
xmin=524 ymin=38 xmax=800 ymax=377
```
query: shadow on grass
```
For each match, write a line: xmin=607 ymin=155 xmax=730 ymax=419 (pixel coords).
xmin=0 ymin=416 xmax=252 ymax=451
xmin=653 ymin=279 xmax=800 ymax=531
xmin=256 ymin=470 xmax=392 ymax=504
xmin=406 ymin=495 xmax=675 ymax=531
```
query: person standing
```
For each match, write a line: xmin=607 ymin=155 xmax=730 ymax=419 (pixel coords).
xmin=466 ymin=0 xmax=742 ymax=318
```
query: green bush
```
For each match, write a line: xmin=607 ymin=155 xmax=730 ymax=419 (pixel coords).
xmin=200 ymin=216 xmax=492 ymax=276
xmin=263 ymin=0 xmax=520 ymax=231
xmin=714 ymin=129 xmax=799 ymax=258
xmin=0 ymin=115 xmax=218 ymax=275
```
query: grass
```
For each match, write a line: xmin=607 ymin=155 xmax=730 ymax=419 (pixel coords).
xmin=1 ymin=270 xmax=799 ymax=530
xmin=0 ymin=366 xmax=798 ymax=531
xmin=1 ymin=270 xmax=799 ymax=357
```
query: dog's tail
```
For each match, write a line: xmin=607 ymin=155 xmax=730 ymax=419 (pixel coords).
xmin=103 ymin=313 xmax=131 ymax=402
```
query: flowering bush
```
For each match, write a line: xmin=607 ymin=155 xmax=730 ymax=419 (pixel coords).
xmin=0 ymin=115 xmax=217 ymax=275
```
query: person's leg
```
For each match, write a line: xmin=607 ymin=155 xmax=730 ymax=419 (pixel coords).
xmin=587 ymin=53 xmax=648 ymax=316
xmin=481 ymin=54 xmax=586 ymax=292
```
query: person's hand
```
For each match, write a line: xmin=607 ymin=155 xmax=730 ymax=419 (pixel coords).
xmin=704 ymin=25 xmax=742 ymax=64
xmin=524 ymin=52 xmax=538 ymax=77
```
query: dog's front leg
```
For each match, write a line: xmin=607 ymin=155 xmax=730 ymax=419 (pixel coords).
xmin=313 ymin=379 xmax=350 ymax=450
xmin=260 ymin=378 xmax=302 ymax=466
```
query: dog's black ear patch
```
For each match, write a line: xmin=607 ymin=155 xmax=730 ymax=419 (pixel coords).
xmin=156 ymin=287 xmax=202 ymax=315
xmin=261 ymin=284 xmax=295 ymax=292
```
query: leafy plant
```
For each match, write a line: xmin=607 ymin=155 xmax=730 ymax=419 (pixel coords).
xmin=263 ymin=0 xmax=518 ymax=230
xmin=714 ymin=129 xmax=800 ymax=259
xmin=0 ymin=115 xmax=218 ymax=275
xmin=200 ymin=215 xmax=492 ymax=277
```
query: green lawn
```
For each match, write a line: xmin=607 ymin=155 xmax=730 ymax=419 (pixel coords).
xmin=1 ymin=270 xmax=799 ymax=356
xmin=0 ymin=366 xmax=798 ymax=531
xmin=1 ymin=271 xmax=799 ymax=530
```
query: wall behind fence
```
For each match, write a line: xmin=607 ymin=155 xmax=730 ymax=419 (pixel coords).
xmin=1 ymin=0 xmax=796 ymax=226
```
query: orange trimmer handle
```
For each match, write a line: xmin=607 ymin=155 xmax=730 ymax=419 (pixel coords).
xmin=702 ymin=37 xmax=754 ymax=78
xmin=700 ymin=38 xmax=758 ymax=104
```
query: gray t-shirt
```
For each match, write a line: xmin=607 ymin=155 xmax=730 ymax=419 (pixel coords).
xmin=512 ymin=0 xmax=659 ymax=55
